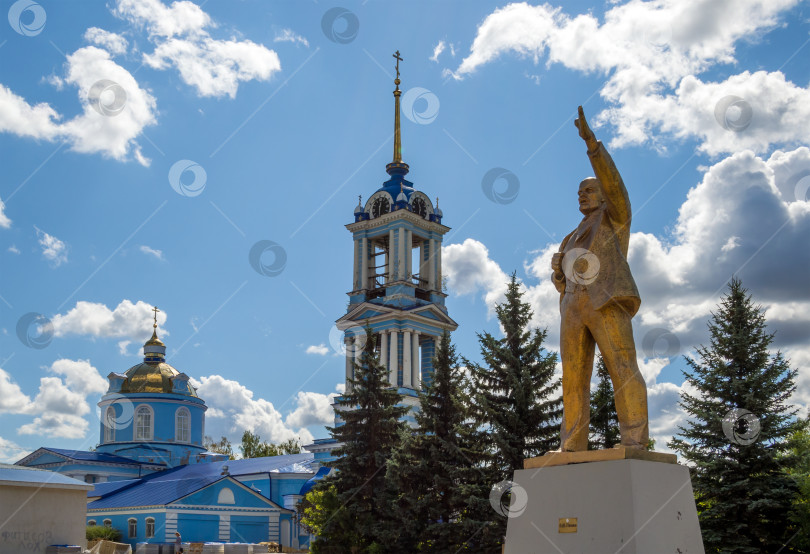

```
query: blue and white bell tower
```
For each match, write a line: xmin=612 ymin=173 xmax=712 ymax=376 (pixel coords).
xmin=335 ymin=51 xmax=458 ymax=423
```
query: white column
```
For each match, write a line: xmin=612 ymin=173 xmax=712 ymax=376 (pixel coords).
xmin=402 ymin=330 xmax=412 ymax=388
xmin=219 ymin=514 xmax=230 ymax=541
xmin=353 ymin=238 xmax=360 ymax=290
xmin=398 ymin=228 xmax=406 ymax=280
xmin=436 ymin=240 xmax=442 ymax=291
xmin=419 ymin=240 xmax=426 ymax=287
xmin=360 ymin=237 xmax=368 ymax=290
xmin=428 ymin=239 xmax=436 ymax=290
xmin=412 ymin=331 xmax=420 ymax=389
xmin=389 ymin=330 xmax=398 ymax=386
xmin=388 ymin=229 xmax=395 ymax=283
xmin=344 ymin=337 xmax=353 ymax=392
xmin=405 ymin=229 xmax=412 ymax=281
xmin=354 ymin=335 xmax=364 ymax=362
xmin=380 ymin=330 xmax=388 ymax=375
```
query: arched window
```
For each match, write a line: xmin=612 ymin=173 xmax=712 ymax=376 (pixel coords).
xmin=128 ymin=518 xmax=137 ymax=538
xmin=103 ymin=519 xmax=112 ymax=528
xmin=104 ymin=406 xmax=115 ymax=442
xmin=87 ymin=520 xmax=97 ymax=526
xmin=135 ymin=405 xmax=153 ymax=441
xmin=175 ymin=407 xmax=190 ymax=443
xmin=145 ymin=517 xmax=155 ymax=538
xmin=217 ymin=487 xmax=235 ymax=504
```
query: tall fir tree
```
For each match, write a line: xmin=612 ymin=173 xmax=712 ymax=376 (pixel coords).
xmin=310 ymin=325 xmax=408 ymax=553
xmin=669 ymin=278 xmax=802 ymax=553
xmin=386 ymin=330 xmax=501 ymax=552
xmin=589 ymin=354 xmax=621 ymax=450
xmin=466 ymin=272 xmax=563 ymax=478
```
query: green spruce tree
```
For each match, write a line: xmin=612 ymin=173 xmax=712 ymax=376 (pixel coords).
xmin=669 ymin=278 xmax=802 ymax=553
xmin=466 ymin=272 xmax=563 ymax=478
xmin=311 ymin=325 xmax=408 ymax=552
xmin=589 ymin=354 xmax=620 ymax=450
xmin=465 ymin=273 xmax=563 ymax=546
xmin=386 ymin=330 xmax=501 ymax=552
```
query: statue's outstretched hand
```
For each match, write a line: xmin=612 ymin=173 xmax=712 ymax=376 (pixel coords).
xmin=575 ymin=105 xmax=598 ymax=151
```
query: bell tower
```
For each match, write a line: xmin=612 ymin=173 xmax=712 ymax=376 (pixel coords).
xmin=336 ymin=51 xmax=458 ymax=423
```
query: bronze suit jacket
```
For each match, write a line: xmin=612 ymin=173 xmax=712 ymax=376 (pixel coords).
xmin=552 ymin=141 xmax=641 ymax=316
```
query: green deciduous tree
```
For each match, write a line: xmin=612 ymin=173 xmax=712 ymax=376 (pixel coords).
xmin=785 ymin=416 xmax=810 ymax=552
xmin=669 ymin=278 xmax=802 ymax=553
xmin=203 ymin=435 xmax=235 ymax=459
xmin=239 ymin=431 xmax=301 ymax=458
xmin=589 ymin=354 xmax=620 ymax=450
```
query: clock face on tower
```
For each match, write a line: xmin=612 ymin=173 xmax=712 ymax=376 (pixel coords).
xmin=412 ymin=197 xmax=427 ymax=218
xmin=372 ymin=196 xmax=390 ymax=218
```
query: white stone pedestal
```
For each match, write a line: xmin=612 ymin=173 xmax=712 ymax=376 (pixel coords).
xmin=504 ymin=457 xmax=704 ymax=553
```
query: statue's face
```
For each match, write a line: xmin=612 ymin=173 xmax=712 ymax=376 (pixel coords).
xmin=578 ymin=178 xmax=603 ymax=214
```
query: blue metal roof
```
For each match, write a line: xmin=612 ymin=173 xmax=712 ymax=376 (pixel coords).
xmin=0 ymin=464 xmax=92 ymax=488
xmin=88 ymin=478 xmax=140 ymax=498
xmin=87 ymin=453 xmax=316 ymax=509
xmin=37 ymin=447 xmax=163 ymax=466
xmin=299 ymin=466 xmax=331 ymax=496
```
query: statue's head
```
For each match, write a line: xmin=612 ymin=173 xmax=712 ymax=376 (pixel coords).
xmin=578 ymin=177 xmax=604 ymax=215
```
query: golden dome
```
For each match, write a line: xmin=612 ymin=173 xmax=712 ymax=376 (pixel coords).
xmin=119 ymin=361 xmax=198 ymax=396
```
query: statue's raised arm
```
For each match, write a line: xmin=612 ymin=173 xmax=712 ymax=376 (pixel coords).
xmin=574 ymin=105 xmax=598 ymax=153
xmin=576 ymin=106 xmax=631 ymax=255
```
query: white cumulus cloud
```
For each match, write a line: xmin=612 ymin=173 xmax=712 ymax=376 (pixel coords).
xmin=34 ymin=226 xmax=68 ymax=266
xmin=0 ymin=196 xmax=10 ymax=229
xmin=193 ymin=375 xmax=314 ymax=446
xmin=0 ymin=43 xmax=157 ymax=165
xmin=305 ymin=344 xmax=329 ymax=356
xmin=51 ymin=299 xmax=167 ymax=342
xmin=285 ymin=390 xmax=338 ymax=429
xmin=0 ymin=436 xmax=31 ymax=463
xmin=11 ymin=358 xmax=108 ymax=440
xmin=84 ymin=27 xmax=129 ymax=55
xmin=274 ymin=29 xmax=309 ymax=48
xmin=450 ymin=0 xmax=809 ymax=155
xmin=115 ymin=0 xmax=282 ymax=98
xmin=49 ymin=359 xmax=108 ymax=396
xmin=0 ymin=368 xmax=33 ymax=414
xmin=442 ymin=238 xmax=510 ymax=314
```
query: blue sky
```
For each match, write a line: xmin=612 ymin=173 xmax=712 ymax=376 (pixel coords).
xmin=1 ymin=0 xmax=809 ymax=461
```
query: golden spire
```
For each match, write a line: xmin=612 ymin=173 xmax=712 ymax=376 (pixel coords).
xmin=386 ymin=50 xmax=409 ymax=176
xmin=393 ymin=50 xmax=403 ymax=163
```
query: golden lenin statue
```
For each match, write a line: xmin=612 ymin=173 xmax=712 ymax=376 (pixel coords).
xmin=551 ymin=106 xmax=649 ymax=452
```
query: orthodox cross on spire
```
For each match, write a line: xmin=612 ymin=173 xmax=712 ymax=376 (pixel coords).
xmin=152 ymin=306 xmax=160 ymax=329
xmin=393 ymin=50 xmax=403 ymax=86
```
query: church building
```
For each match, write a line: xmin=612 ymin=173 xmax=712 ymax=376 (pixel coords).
xmin=17 ymin=316 xmax=319 ymax=550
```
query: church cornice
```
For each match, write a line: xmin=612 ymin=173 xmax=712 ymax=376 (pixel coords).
xmin=336 ymin=301 xmax=458 ymax=331
xmin=346 ymin=209 xmax=449 ymax=235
